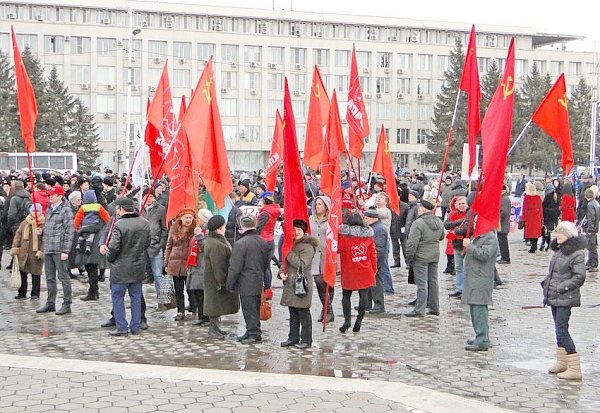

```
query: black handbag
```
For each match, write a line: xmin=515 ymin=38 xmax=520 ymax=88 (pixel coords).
xmin=294 ymin=265 xmax=307 ymax=296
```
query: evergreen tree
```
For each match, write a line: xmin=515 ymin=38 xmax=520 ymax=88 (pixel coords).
xmin=425 ymin=39 xmax=468 ymax=171
xmin=68 ymin=99 xmax=101 ymax=170
xmin=44 ymin=66 xmax=76 ymax=152
xmin=0 ymin=52 xmax=19 ymax=150
xmin=569 ymin=77 xmax=592 ymax=167
xmin=480 ymin=59 xmax=501 ymax=113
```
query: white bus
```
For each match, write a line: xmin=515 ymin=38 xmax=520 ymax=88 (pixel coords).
xmin=0 ymin=152 xmax=78 ymax=175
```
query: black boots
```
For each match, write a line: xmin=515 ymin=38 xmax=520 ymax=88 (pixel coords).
xmin=340 ymin=295 xmax=352 ymax=333
xmin=353 ymin=308 xmax=365 ymax=333
xmin=443 ymin=254 xmax=455 ymax=274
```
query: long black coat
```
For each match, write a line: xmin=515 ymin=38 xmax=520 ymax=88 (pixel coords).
xmin=542 ymin=236 xmax=586 ymax=307
xmin=226 ymin=229 xmax=270 ymax=296
xmin=106 ymin=213 xmax=150 ymax=284
xmin=203 ymin=232 xmax=240 ymax=317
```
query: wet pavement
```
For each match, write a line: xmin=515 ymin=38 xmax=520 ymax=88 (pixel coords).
xmin=1 ymin=232 xmax=600 ymax=412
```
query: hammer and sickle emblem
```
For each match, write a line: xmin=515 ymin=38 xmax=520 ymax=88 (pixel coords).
xmin=384 ymin=138 xmax=390 ymax=155
xmin=314 ymin=83 xmax=321 ymax=99
xmin=202 ymin=78 xmax=213 ymax=104
xmin=501 ymin=76 xmax=515 ymax=100
xmin=558 ymin=93 xmax=568 ymax=110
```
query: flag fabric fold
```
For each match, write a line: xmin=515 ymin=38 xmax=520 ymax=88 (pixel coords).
xmin=303 ymin=66 xmax=331 ymax=170
xmin=144 ymin=97 xmax=163 ymax=178
xmin=131 ymin=121 xmax=146 ymax=189
xmin=11 ymin=26 xmax=38 ymax=152
xmin=459 ymin=25 xmax=482 ymax=176
xmin=346 ymin=45 xmax=370 ymax=159
xmin=182 ymin=57 xmax=232 ymax=209
xmin=372 ymin=125 xmax=400 ymax=215
xmin=531 ymin=73 xmax=574 ymax=175
xmin=472 ymin=38 xmax=515 ymax=238
xmin=265 ymin=110 xmax=284 ymax=192
xmin=281 ymin=78 xmax=310 ymax=266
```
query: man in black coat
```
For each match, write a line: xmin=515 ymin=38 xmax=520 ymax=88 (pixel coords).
xmin=226 ymin=215 xmax=270 ymax=344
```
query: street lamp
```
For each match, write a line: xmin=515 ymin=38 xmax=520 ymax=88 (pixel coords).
xmin=124 ymin=8 xmax=141 ymax=173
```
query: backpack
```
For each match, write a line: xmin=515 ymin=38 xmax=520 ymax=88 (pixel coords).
xmin=17 ymin=197 xmax=32 ymax=222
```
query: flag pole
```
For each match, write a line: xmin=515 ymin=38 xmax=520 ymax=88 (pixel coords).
xmin=507 ymin=119 xmax=533 ymax=156
xmin=25 ymin=151 xmax=39 ymax=228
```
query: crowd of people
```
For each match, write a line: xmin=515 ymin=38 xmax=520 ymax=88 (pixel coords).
xmin=0 ymin=167 xmax=596 ymax=380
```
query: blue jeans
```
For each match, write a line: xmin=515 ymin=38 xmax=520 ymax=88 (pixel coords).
xmin=379 ymin=254 xmax=394 ymax=293
xmin=552 ymin=306 xmax=576 ymax=354
xmin=111 ymin=281 xmax=143 ymax=333
xmin=453 ymin=250 xmax=464 ymax=293
xmin=149 ymin=251 xmax=164 ymax=298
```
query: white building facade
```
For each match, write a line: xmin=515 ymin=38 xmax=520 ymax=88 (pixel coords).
xmin=0 ymin=0 xmax=597 ymax=173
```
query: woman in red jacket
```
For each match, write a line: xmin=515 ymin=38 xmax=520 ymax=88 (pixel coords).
xmin=337 ymin=212 xmax=378 ymax=333
xmin=560 ymin=181 xmax=576 ymax=223
xmin=522 ymin=182 xmax=544 ymax=253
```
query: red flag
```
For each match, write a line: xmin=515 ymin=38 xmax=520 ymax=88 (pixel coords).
xmin=531 ymin=73 xmax=574 ymax=175
xmin=472 ymin=38 xmax=515 ymax=238
xmin=146 ymin=61 xmax=176 ymax=176
xmin=182 ymin=58 xmax=232 ymax=209
xmin=166 ymin=96 xmax=199 ymax=223
xmin=320 ymin=91 xmax=346 ymax=197
xmin=372 ymin=125 xmax=400 ymax=215
xmin=144 ymin=98 xmax=163 ymax=178
xmin=303 ymin=66 xmax=330 ymax=170
xmin=459 ymin=25 xmax=481 ymax=176
xmin=11 ymin=26 xmax=38 ymax=152
xmin=346 ymin=45 xmax=370 ymax=159
xmin=265 ymin=110 xmax=284 ymax=192
xmin=282 ymin=78 xmax=310 ymax=266
xmin=322 ymin=91 xmax=344 ymax=287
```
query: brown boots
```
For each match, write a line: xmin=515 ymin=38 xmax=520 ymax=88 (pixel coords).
xmin=557 ymin=353 xmax=582 ymax=380
xmin=548 ymin=347 xmax=567 ymax=374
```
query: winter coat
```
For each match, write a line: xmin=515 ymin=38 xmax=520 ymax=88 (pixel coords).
xmin=226 ymin=229 xmax=270 ymax=296
xmin=225 ymin=206 xmax=242 ymax=246
xmin=11 ymin=214 xmax=45 ymax=275
xmin=165 ymin=227 xmax=194 ymax=277
xmin=203 ymin=232 xmax=240 ymax=317
xmin=370 ymin=220 xmax=389 ymax=269
xmin=7 ymin=189 xmax=31 ymax=231
xmin=280 ymin=235 xmax=318 ymax=309
xmin=445 ymin=207 xmax=468 ymax=250
xmin=376 ymin=207 xmax=392 ymax=231
xmin=338 ymin=224 xmax=377 ymax=291
xmin=309 ymin=213 xmax=327 ymax=276
xmin=106 ymin=213 xmax=151 ymax=284
xmin=582 ymin=198 xmax=600 ymax=234
xmin=542 ymin=236 xmax=586 ymax=307
xmin=390 ymin=200 xmax=409 ymax=239
xmin=514 ymin=179 xmax=527 ymax=198
xmin=141 ymin=202 xmax=168 ymax=257
xmin=439 ymin=183 xmax=453 ymax=208
xmin=462 ymin=230 xmax=498 ymax=305
xmin=559 ymin=194 xmax=576 ymax=223
xmin=404 ymin=202 xmax=419 ymax=235
xmin=187 ymin=232 xmax=207 ymax=290
xmin=256 ymin=203 xmax=281 ymax=243
xmin=448 ymin=181 xmax=468 ymax=201
xmin=521 ymin=194 xmax=543 ymax=238
xmin=74 ymin=225 xmax=106 ymax=267
xmin=405 ymin=211 xmax=445 ymax=264
xmin=42 ymin=199 xmax=74 ymax=254
xmin=499 ymin=194 xmax=511 ymax=234
xmin=542 ymin=187 xmax=559 ymax=229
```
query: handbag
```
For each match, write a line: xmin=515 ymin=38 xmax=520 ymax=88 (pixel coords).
xmin=10 ymin=256 xmax=22 ymax=289
xmin=157 ymin=275 xmax=175 ymax=305
xmin=517 ymin=220 xmax=525 ymax=230
xmin=294 ymin=265 xmax=307 ymax=296
xmin=260 ymin=290 xmax=272 ymax=320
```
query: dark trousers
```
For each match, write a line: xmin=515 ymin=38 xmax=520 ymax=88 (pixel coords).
xmin=586 ymin=233 xmax=598 ymax=267
xmin=497 ymin=232 xmax=510 ymax=261
xmin=188 ymin=289 xmax=207 ymax=320
xmin=173 ymin=276 xmax=187 ymax=313
xmin=341 ymin=289 xmax=368 ymax=320
xmin=240 ymin=295 xmax=261 ymax=339
xmin=441 ymin=206 xmax=448 ymax=221
xmin=368 ymin=270 xmax=385 ymax=311
xmin=288 ymin=307 xmax=312 ymax=345
xmin=469 ymin=304 xmax=489 ymax=348
xmin=552 ymin=306 xmax=576 ymax=354
xmin=264 ymin=241 xmax=275 ymax=289
xmin=44 ymin=253 xmax=72 ymax=306
xmin=314 ymin=275 xmax=334 ymax=315
xmin=18 ymin=271 xmax=41 ymax=298
xmin=85 ymin=263 xmax=99 ymax=297
xmin=391 ymin=236 xmax=401 ymax=265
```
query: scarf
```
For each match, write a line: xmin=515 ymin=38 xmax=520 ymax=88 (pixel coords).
xmin=23 ymin=213 xmax=45 ymax=252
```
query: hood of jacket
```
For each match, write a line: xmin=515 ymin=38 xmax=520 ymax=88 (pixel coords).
xmin=294 ymin=234 xmax=320 ymax=248
xmin=314 ymin=195 xmax=332 ymax=211
xmin=550 ymin=235 xmax=587 ymax=255
xmin=82 ymin=189 xmax=97 ymax=204
xmin=339 ymin=224 xmax=374 ymax=238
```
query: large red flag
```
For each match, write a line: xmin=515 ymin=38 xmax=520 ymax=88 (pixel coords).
xmin=182 ymin=58 xmax=232 ymax=209
xmin=265 ymin=110 xmax=284 ymax=192
xmin=144 ymin=98 xmax=163 ymax=178
xmin=166 ymin=96 xmax=199 ymax=223
xmin=346 ymin=45 xmax=370 ymax=159
xmin=320 ymin=91 xmax=346 ymax=197
xmin=146 ymin=61 xmax=176 ymax=176
xmin=531 ymin=73 xmax=574 ymax=175
xmin=303 ymin=66 xmax=330 ymax=170
xmin=282 ymin=78 xmax=310 ymax=266
xmin=322 ymin=91 xmax=344 ymax=287
xmin=472 ymin=38 xmax=515 ymax=238
xmin=459 ymin=25 xmax=481 ymax=176
xmin=372 ymin=125 xmax=400 ymax=215
xmin=11 ymin=26 xmax=38 ymax=152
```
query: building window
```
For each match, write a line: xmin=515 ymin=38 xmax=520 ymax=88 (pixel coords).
xmin=245 ymin=72 xmax=260 ymax=89
xmin=71 ymin=65 xmax=90 ymax=84
xmin=267 ymin=47 xmax=284 ymax=65
xmin=268 ymin=99 xmax=282 ymax=117
xmin=173 ymin=69 xmax=190 ymax=88
xmin=418 ymin=104 xmax=430 ymax=121
xmin=550 ymin=61 xmax=563 ymax=76
xmin=98 ymin=123 xmax=116 ymax=141
xmin=290 ymin=74 xmax=306 ymax=93
xmin=416 ymin=129 xmax=430 ymax=145
xmin=313 ymin=49 xmax=329 ymax=67
xmin=375 ymin=126 xmax=390 ymax=140
xmin=123 ymin=67 xmax=141 ymax=87
xmin=246 ymin=125 xmax=261 ymax=142
xmin=378 ymin=52 xmax=391 ymax=68
xmin=534 ymin=60 xmax=547 ymax=74
xmin=221 ymin=98 xmax=237 ymax=116
xmin=223 ymin=125 xmax=237 ymax=142
xmin=356 ymin=51 xmax=370 ymax=69
xmin=16 ymin=34 xmax=38 ymax=53
xmin=438 ymin=55 xmax=450 ymax=74
xmin=268 ymin=74 xmax=284 ymax=91
xmin=396 ymin=153 xmax=409 ymax=169
xmin=197 ymin=43 xmax=215 ymax=61
xmin=376 ymin=77 xmax=391 ymax=94
xmin=336 ymin=75 xmax=349 ymax=92
xmin=396 ymin=128 xmax=410 ymax=144
xmin=377 ymin=102 xmax=391 ymax=119
xmin=97 ymin=38 xmax=115 ymax=56
xmin=292 ymin=100 xmax=306 ymax=118
xmin=221 ymin=71 xmax=238 ymax=89
xmin=358 ymin=76 xmax=370 ymax=93
xmin=335 ymin=50 xmax=349 ymax=67
xmin=290 ymin=48 xmax=307 ymax=65
xmin=397 ymin=103 xmax=410 ymax=120
xmin=173 ymin=42 xmax=191 ymax=59
xmin=416 ymin=79 xmax=431 ymax=95
xmin=44 ymin=35 xmax=64 ymax=54
xmin=246 ymin=99 xmax=260 ymax=117
xmin=568 ymin=62 xmax=582 ymax=76
xmin=96 ymin=95 xmax=116 ymax=113
xmin=148 ymin=41 xmax=167 ymax=58
xmin=97 ymin=66 xmax=116 ymax=85
xmin=397 ymin=53 xmax=410 ymax=70
xmin=244 ymin=45 xmax=261 ymax=63
xmin=478 ymin=57 xmax=490 ymax=73
xmin=417 ymin=54 xmax=432 ymax=71
xmin=70 ymin=36 xmax=90 ymax=55
xmin=220 ymin=44 xmax=238 ymax=63
xmin=515 ymin=59 xmax=527 ymax=75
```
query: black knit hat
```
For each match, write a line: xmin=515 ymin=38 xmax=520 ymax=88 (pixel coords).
xmin=292 ymin=219 xmax=308 ymax=232
xmin=207 ymin=215 xmax=226 ymax=232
